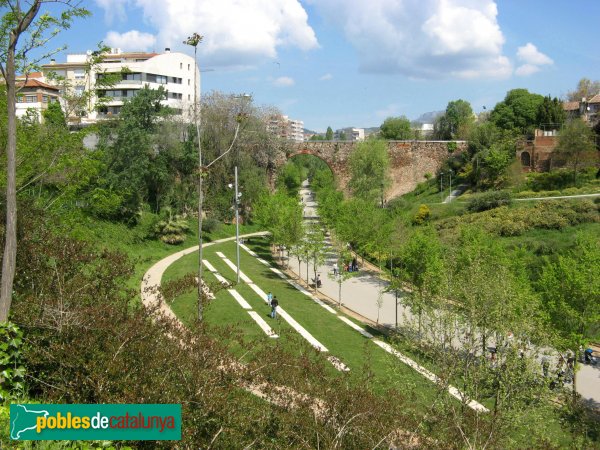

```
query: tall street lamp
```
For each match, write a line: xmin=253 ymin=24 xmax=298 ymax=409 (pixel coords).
xmin=439 ymin=172 xmax=444 ymax=203
xmin=184 ymin=32 xmax=205 ymax=322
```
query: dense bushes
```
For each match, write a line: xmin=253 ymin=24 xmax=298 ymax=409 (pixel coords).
xmin=467 ymin=190 xmax=512 ymax=212
xmin=525 ymin=168 xmax=597 ymax=192
xmin=439 ymin=199 xmax=598 ymax=236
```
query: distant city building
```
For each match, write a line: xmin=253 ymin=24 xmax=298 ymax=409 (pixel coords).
xmin=14 ymin=72 xmax=61 ymax=123
xmin=267 ymin=114 xmax=304 ymax=142
xmin=40 ymin=47 xmax=199 ymax=125
xmin=335 ymin=127 xmax=364 ymax=141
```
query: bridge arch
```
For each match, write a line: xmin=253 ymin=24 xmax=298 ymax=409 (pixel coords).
xmin=274 ymin=140 xmax=468 ymax=198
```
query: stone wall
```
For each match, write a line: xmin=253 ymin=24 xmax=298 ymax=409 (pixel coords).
xmin=283 ymin=140 xmax=467 ymax=198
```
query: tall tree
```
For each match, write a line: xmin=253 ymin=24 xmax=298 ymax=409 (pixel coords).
xmin=566 ymin=78 xmax=600 ymax=102
xmin=325 ymin=126 xmax=333 ymax=141
xmin=554 ymin=118 xmax=596 ymax=181
xmin=0 ymin=0 xmax=88 ymax=322
xmin=490 ymin=89 xmax=544 ymax=135
xmin=434 ymin=99 xmax=474 ymax=140
xmin=348 ymin=140 xmax=390 ymax=201
xmin=380 ymin=116 xmax=412 ymax=140
xmin=536 ymin=95 xmax=566 ymax=128
xmin=538 ymin=233 xmax=600 ymax=397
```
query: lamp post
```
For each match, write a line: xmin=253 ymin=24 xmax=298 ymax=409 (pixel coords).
xmin=184 ymin=32 xmax=205 ymax=322
xmin=439 ymin=172 xmax=444 ymax=203
xmin=228 ymin=175 xmax=242 ymax=284
xmin=448 ymin=169 xmax=453 ymax=200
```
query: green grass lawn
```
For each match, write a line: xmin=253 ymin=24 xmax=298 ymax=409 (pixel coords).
xmin=160 ymin=234 xmax=577 ymax=446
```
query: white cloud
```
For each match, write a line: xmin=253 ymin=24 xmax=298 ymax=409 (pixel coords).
xmin=319 ymin=73 xmax=333 ymax=81
xmin=273 ymin=76 xmax=295 ymax=87
xmin=306 ymin=0 xmax=512 ymax=79
xmin=515 ymin=43 xmax=553 ymax=76
xmin=94 ymin=0 xmax=127 ymax=23
xmin=96 ymin=0 xmax=318 ymax=68
xmin=515 ymin=64 xmax=540 ymax=77
xmin=517 ymin=43 xmax=553 ymax=66
xmin=104 ymin=30 xmax=157 ymax=52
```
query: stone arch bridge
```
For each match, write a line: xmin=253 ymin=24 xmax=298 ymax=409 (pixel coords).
xmin=278 ymin=140 xmax=467 ymax=198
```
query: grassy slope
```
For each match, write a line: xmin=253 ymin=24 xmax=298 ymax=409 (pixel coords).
xmin=162 ymin=237 xmax=573 ymax=446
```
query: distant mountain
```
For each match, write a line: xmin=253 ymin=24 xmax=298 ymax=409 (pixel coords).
xmin=412 ymin=111 xmax=443 ymax=125
xmin=303 ymin=128 xmax=318 ymax=134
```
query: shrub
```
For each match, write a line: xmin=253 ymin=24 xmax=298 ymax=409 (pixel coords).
xmin=201 ymin=217 xmax=221 ymax=234
xmin=154 ymin=214 xmax=190 ymax=244
xmin=412 ymin=204 xmax=431 ymax=225
xmin=0 ymin=322 xmax=26 ymax=401
xmin=467 ymin=190 xmax=512 ymax=212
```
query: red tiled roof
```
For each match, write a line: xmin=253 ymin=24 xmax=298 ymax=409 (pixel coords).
xmin=103 ymin=52 xmax=159 ymax=60
xmin=17 ymin=79 xmax=59 ymax=91
xmin=563 ymin=101 xmax=579 ymax=111
xmin=588 ymin=94 xmax=600 ymax=104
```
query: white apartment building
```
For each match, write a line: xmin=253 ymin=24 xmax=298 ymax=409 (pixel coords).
xmin=267 ymin=114 xmax=304 ymax=142
xmin=40 ymin=48 xmax=199 ymax=125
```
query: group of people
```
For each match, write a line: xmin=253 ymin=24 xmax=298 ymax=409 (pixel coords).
xmin=333 ymin=257 xmax=358 ymax=277
xmin=267 ymin=291 xmax=278 ymax=319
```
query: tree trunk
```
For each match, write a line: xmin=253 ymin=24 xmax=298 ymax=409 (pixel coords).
xmin=0 ymin=47 xmax=19 ymax=322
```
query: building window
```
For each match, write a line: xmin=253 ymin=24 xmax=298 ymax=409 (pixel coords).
xmin=188 ymin=64 xmax=190 ymax=70
xmin=42 ymin=95 xmax=49 ymax=103
xmin=188 ymin=79 xmax=190 ymax=86
xmin=25 ymin=95 xmax=37 ymax=103
xmin=180 ymin=62 xmax=182 ymax=69
xmin=75 ymin=86 xmax=85 ymax=96
xmin=156 ymin=75 xmax=167 ymax=84
xmin=188 ymin=94 xmax=190 ymax=100
xmin=73 ymin=69 xmax=85 ymax=79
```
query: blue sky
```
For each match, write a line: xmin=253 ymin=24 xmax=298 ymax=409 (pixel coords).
xmin=44 ymin=0 xmax=600 ymax=132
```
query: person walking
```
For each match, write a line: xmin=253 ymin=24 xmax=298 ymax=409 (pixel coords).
xmin=333 ymin=262 xmax=338 ymax=277
xmin=267 ymin=291 xmax=273 ymax=304
xmin=270 ymin=296 xmax=279 ymax=319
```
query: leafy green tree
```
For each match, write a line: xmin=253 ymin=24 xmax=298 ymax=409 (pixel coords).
xmin=325 ymin=126 xmax=334 ymax=140
xmin=490 ymin=89 xmax=544 ymax=135
xmin=538 ymin=233 xmax=600 ymax=396
xmin=338 ymin=131 xmax=347 ymax=140
xmin=305 ymin=221 xmax=326 ymax=293
xmin=93 ymin=86 xmax=172 ymax=221
xmin=41 ymin=101 xmax=66 ymax=128
xmin=348 ymin=139 xmax=390 ymax=201
xmin=554 ymin=118 xmax=596 ymax=182
xmin=394 ymin=228 xmax=445 ymax=336
xmin=536 ymin=95 xmax=566 ymax=128
xmin=434 ymin=99 xmax=474 ymax=140
xmin=253 ymin=190 xmax=303 ymax=264
xmin=0 ymin=0 xmax=88 ymax=322
xmin=380 ymin=116 xmax=412 ymax=140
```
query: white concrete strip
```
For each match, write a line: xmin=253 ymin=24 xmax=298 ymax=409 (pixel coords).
xmin=338 ymin=316 xmax=373 ymax=339
xmin=228 ymin=289 xmax=252 ymax=310
xmin=270 ymin=267 xmax=285 ymax=278
xmin=202 ymin=260 xmax=230 ymax=285
xmin=311 ymin=297 xmax=337 ymax=315
xmin=239 ymin=244 xmax=337 ymax=315
xmin=239 ymin=243 xmax=258 ymax=257
xmin=216 ymin=252 xmax=253 ymax=283
xmin=217 ymin=252 xmax=269 ymax=302
xmin=327 ymin=356 xmax=350 ymax=372
xmin=373 ymin=340 xmax=488 ymax=413
xmin=248 ymin=311 xmax=279 ymax=338
xmin=257 ymin=258 xmax=270 ymax=266
xmin=194 ymin=278 xmax=215 ymax=300
xmin=277 ymin=308 xmax=329 ymax=353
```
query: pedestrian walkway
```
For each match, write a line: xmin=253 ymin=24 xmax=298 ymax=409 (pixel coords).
xmin=239 ymin=238 xmax=487 ymax=412
xmin=297 ymin=180 xmax=600 ymax=406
